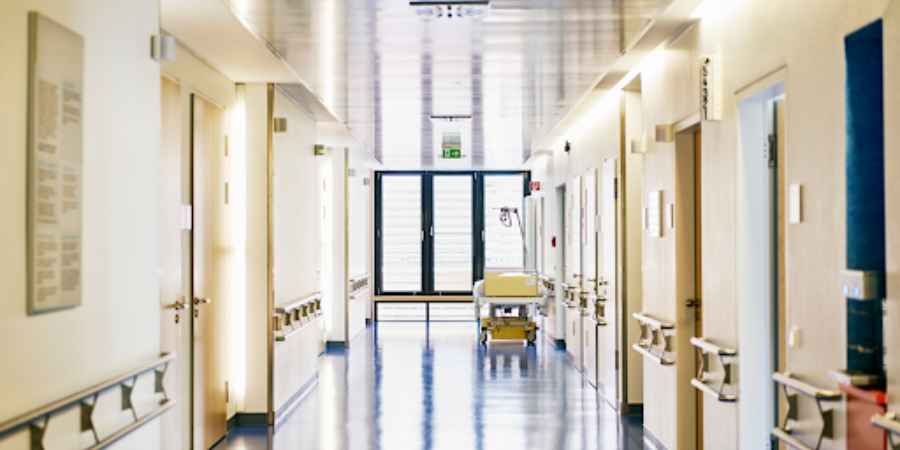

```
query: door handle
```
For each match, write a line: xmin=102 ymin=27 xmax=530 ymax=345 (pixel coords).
xmin=167 ymin=299 xmax=187 ymax=311
xmin=192 ymin=297 xmax=211 ymax=319
xmin=167 ymin=299 xmax=187 ymax=324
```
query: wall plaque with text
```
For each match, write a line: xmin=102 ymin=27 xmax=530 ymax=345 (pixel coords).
xmin=27 ymin=12 xmax=83 ymax=314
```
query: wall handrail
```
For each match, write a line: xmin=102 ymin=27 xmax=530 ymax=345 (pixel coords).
xmin=690 ymin=337 xmax=737 ymax=402
xmin=871 ymin=412 xmax=900 ymax=449
xmin=772 ymin=427 xmax=816 ymax=450
xmin=275 ymin=292 xmax=321 ymax=315
xmin=632 ymin=343 xmax=673 ymax=366
xmin=772 ymin=372 xmax=842 ymax=450
xmin=773 ymin=372 xmax=842 ymax=400
xmin=632 ymin=312 xmax=675 ymax=330
xmin=0 ymin=353 xmax=174 ymax=448
xmin=274 ymin=300 xmax=323 ymax=342
xmin=691 ymin=378 xmax=737 ymax=402
xmin=690 ymin=336 xmax=736 ymax=356
xmin=349 ymin=275 xmax=369 ymax=293
xmin=631 ymin=312 xmax=676 ymax=366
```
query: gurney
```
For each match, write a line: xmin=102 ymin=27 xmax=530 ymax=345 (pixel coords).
xmin=473 ymin=279 xmax=548 ymax=345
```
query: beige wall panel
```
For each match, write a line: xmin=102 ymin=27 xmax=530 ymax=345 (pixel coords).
xmin=243 ymin=83 xmax=271 ymax=414
xmin=885 ymin=0 xmax=900 ymax=414
xmin=273 ymin=321 xmax=319 ymax=412
xmin=628 ymin=1 xmax=891 ymax=447
xmin=158 ymin=76 xmax=189 ymax=450
xmin=623 ymin=92 xmax=645 ymax=407
xmin=0 ymin=0 xmax=163 ymax=448
xmin=273 ymin=90 xmax=320 ymax=304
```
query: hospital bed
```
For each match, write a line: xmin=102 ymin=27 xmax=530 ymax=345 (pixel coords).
xmin=473 ymin=278 xmax=548 ymax=345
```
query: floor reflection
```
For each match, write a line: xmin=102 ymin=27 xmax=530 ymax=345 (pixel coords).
xmin=214 ymin=322 xmax=646 ymax=450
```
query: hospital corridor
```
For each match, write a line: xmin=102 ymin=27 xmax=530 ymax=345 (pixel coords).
xmin=2 ymin=0 xmax=900 ymax=450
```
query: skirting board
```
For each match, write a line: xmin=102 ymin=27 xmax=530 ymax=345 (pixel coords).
xmin=274 ymin=375 xmax=319 ymax=429
xmin=643 ymin=428 xmax=668 ymax=450
xmin=326 ymin=341 xmax=347 ymax=353
xmin=227 ymin=412 xmax=268 ymax=430
xmin=622 ymin=403 xmax=644 ymax=417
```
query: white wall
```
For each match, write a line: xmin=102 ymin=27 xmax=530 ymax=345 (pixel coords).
xmin=273 ymin=90 xmax=321 ymax=304
xmin=242 ymin=83 xmax=270 ymax=414
xmin=271 ymin=89 xmax=323 ymax=412
xmin=348 ymin=153 xmax=369 ymax=280
xmin=0 ymin=0 xmax=162 ymax=448
xmin=614 ymin=1 xmax=889 ymax=448
xmin=327 ymin=148 xmax=348 ymax=343
xmin=539 ymin=1 xmax=895 ymax=448
xmin=347 ymin=149 xmax=370 ymax=342
xmin=886 ymin=0 xmax=900 ymax=416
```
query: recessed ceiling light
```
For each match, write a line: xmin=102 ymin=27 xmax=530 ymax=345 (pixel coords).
xmin=410 ymin=1 xmax=490 ymax=18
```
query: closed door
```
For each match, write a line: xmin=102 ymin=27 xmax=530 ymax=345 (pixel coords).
xmin=191 ymin=95 xmax=228 ymax=449
xmin=159 ymin=77 xmax=190 ymax=450
xmin=599 ymin=158 xmax=619 ymax=405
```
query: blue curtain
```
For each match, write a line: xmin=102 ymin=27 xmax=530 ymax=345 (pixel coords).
xmin=844 ymin=19 xmax=884 ymax=377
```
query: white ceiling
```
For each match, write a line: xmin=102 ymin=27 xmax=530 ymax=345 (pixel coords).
xmin=164 ymin=0 xmax=673 ymax=169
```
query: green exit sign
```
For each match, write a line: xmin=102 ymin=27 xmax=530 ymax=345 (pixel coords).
xmin=441 ymin=148 xmax=462 ymax=159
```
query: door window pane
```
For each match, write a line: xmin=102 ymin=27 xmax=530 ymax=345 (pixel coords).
xmin=484 ymin=175 xmax=525 ymax=269
xmin=381 ymin=175 xmax=422 ymax=291
xmin=433 ymin=175 xmax=473 ymax=291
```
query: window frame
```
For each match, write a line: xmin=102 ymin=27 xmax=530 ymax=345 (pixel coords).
xmin=374 ymin=170 xmax=530 ymax=296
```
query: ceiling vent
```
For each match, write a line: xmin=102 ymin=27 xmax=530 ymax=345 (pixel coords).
xmin=429 ymin=114 xmax=472 ymax=123
xmin=411 ymin=1 xmax=490 ymax=19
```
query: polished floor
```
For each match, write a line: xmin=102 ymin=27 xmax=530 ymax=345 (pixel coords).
xmin=215 ymin=322 xmax=646 ymax=450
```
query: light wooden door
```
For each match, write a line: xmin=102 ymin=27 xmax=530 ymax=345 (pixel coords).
xmin=599 ymin=158 xmax=619 ymax=405
xmin=159 ymin=77 xmax=190 ymax=450
xmin=191 ymin=95 xmax=228 ymax=449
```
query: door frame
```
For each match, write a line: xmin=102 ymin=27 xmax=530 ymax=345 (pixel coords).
xmin=735 ymin=70 xmax=787 ymax=450
xmin=159 ymin=75 xmax=192 ymax=450
xmin=673 ymin=117 xmax=701 ymax=450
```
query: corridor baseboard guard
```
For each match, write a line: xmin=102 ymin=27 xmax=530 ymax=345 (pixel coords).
xmin=326 ymin=341 xmax=348 ymax=352
xmin=227 ymin=413 xmax=268 ymax=429
xmin=642 ymin=429 xmax=668 ymax=450
xmin=552 ymin=339 xmax=566 ymax=350
xmin=622 ymin=403 xmax=643 ymax=417
xmin=274 ymin=375 xmax=320 ymax=429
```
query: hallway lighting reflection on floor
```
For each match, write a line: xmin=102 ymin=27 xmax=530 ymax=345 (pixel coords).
xmin=214 ymin=322 xmax=645 ymax=450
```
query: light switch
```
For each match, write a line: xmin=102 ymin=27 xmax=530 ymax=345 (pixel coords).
xmin=788 ymin=325 xmax=801 ymax=349
xmin=181 ymin=204 xmax=193 ymax=230
xmin=789 ymin=184 xmax=802 ymax=224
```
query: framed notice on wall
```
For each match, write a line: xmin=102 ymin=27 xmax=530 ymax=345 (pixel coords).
xmin=27 ymin=12 xmax=83 ymax=315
